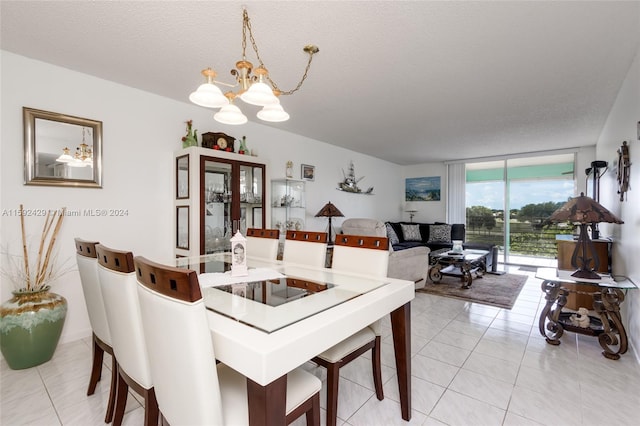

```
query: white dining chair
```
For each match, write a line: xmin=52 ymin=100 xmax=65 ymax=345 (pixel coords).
xmin=133 ymin=256 xmax=322 ymax=425
xmin=246 ymin=228 xmax=280 ymax=260
xmin=282 ymin=230 xmax=328 ymax=268
xmin=315 ymin=234 xmax=389 ymax=426
xmin=95 ymin=244 xmax=159 ymax=426
xmin=74 ymin=238 xmax=117 ymax=423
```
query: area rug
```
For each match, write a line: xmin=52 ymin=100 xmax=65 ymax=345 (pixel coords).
xmin=416 ymin=273 xmax=528 ymax=309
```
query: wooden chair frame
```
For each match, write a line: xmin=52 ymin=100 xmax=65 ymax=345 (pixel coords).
xmin=96 ymin=244 xmax=159 ymax=426
xmin=316 ymin=234 xmax=389 ymax=426
xmin=74 ymin=238 xmax=117 ymax=423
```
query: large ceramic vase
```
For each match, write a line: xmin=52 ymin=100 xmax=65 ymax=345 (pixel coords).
xmin=0 ymin=286 xmax=67 ymax=370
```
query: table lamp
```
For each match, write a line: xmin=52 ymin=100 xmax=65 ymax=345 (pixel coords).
xmin=549 ymin=192 xmax=623 ymax=279
xmin=315 ymin=201 xmax=344 ymax=242
xmin=404 ymin=202 xmax=418 ymax=223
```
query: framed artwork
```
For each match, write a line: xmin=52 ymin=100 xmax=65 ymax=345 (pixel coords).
xmin=176 ymin=154 xmax=189 ymax=199
xmin=301 ymin=164 xmax=315 ymax=181
xmin=406 ymin=176 xmax=441 ymax=201
xmin=176 ymin=206 xmax=189 ymax=249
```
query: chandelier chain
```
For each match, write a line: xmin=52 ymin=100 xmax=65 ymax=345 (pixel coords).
xmin=243 ymin=8 xmax=315 ymax=96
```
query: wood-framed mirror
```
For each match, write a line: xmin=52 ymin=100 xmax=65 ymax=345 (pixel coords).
xmin=24 ymin=107 xmax=103 ymax=188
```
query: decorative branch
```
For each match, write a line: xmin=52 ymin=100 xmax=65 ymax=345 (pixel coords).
xmin=19 ymin=204 xmax=31 ymax=290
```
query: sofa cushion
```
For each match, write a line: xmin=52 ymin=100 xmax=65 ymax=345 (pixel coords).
xmin=400 ymin=224 xmax=421 ymax=241
xmin=385 ymin=223 xmax=400 ymax=245
xmin=393 ymin=241 xmax=424 ymax=250
xmin=428 ymin=224 xmax=452 ymax=243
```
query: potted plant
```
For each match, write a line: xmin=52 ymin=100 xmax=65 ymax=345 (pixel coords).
xmin=0 ymin=205 xmax=71 ymax=369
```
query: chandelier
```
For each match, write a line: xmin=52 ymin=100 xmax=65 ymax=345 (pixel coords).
xmin=189 ymin=8 xmax=319 ymax=125
xmin=56 ymin=127 xmax=93 ymax=167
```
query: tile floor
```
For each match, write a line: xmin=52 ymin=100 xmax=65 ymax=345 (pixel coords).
xmin=2 ymin=267 xmax=639 ymax=426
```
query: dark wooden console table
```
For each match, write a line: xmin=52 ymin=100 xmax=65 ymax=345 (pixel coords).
xmin=536 ymin=267 xmax=636 ymax=360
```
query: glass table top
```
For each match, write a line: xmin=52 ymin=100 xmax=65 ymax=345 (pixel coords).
xmin=535 ymin=267 xmax=637 ymax=290
xmin=174 ymin=253 xmax=390 ymax=333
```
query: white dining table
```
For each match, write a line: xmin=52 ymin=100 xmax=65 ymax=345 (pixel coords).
xmin=175 ymin=254 xmax=414 ymax=426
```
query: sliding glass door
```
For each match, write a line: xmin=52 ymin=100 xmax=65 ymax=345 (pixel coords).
xmin=466 ymin=153 xmax=576 ymax=265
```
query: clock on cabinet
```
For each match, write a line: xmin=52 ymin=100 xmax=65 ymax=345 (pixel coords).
xmin=202 ymin=132 xmax=235 ymax=152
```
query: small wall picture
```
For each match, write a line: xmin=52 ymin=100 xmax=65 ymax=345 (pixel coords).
xmin=301 ymin=164 xmax=315 ymax=181
xmin=406 ymin=176 xmax=441 ymax=201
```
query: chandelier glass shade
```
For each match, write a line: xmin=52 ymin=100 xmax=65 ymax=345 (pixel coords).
xmin=56 ymin=128 xmax=93 ymax=167
xmin=189 ymin=8 xmax=318 ymax=124
xmin=257 ymin=102 xmax=290 ymax=122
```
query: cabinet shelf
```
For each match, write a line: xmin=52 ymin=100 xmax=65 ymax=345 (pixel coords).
xmin=174 ymin=147 xmax=266 ymax=257
xmin=271 ymin=179 xmax=306 ymax=233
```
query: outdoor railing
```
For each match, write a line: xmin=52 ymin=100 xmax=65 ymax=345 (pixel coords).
xmin=465 ymin=217 xmax=573 ymax=259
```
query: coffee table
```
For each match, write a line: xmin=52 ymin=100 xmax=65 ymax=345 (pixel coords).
xmin=428 ymin=248 xmax=490 ymax=288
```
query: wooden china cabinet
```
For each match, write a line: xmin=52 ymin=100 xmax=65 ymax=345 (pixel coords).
xmin=174 ymin=146 xmax=266 ymax=258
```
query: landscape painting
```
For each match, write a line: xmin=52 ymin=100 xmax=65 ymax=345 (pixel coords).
xmin=406 ymin=176 xmax=441 ymax=201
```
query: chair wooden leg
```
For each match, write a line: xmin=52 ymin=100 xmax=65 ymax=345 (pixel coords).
xmin=325 ymin=363 xmax=340 ymax=426
xmin=305 ymin=393 xmax=320 ymax=426
xmin=87 ymin=334 xmax=104 ymax=396
xmin=112 ymin=370 xmax=128 ymax=426
xmin=143 ymin=388 xmax=160 ymax=426
xmin=105 ymin=357 xmax=118 ymax=423
xmin=372 ymin=336 xmax=384 ymax=401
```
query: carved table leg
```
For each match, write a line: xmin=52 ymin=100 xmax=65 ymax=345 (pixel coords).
xmin=593 ymin=288 xmax=627 ymax=360
xmin=538 ymin=280 xmax=568 ymax=345
xmin=428 ymin=263 xmax=442 ymax=283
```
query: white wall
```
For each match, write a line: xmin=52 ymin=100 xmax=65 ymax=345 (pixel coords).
xmin=0 ymin=51 xmax=401 ymax=343
xmin=595 ymin=45 xmax=640 ymax=361
xmin=402 ymin=162 xmax=448 ymax=222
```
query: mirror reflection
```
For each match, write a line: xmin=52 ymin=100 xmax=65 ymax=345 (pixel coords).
xmin=24 ymin=107 xmax=102 ymax=187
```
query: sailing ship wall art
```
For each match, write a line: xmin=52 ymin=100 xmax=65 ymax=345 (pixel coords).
xmin=337 ymin=161 xmax=373 ymax=194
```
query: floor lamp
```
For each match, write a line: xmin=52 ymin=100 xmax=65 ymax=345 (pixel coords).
xmin=315 ymin=201 xmax=344 ymax=243
xmin=549 ymin=193 xmax=623 ymax=280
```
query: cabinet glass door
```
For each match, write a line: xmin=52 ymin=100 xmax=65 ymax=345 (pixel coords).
xmin=239 ymin=164 xmax=264 ymax=232
xmin=203 ymin=160 xmax=232 ymax=254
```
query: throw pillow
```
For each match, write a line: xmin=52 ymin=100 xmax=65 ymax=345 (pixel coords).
xmin=428 ymin=224 xmax=452 ymax=243
xmin=385 ymin=223 xmax=400 ymax=245
xmin=400 ymin=224 xmax=421 ymax=242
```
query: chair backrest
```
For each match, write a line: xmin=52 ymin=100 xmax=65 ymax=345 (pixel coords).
xmin=282 ymin=230 xmax=328 ymax=268
xmin=95 ymin=244 xmax=153 ymax=389
xmin=332 ymin=234 xmax=389 ymax=277
xmin=246 ymin=228 xmax=280 ymax=260
xmin=75 ymin=238 xmax=111 ymax=345
xmin=134 ymin=256 xmax=224 ymax=425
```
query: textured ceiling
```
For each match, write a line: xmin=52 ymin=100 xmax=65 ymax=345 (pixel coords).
xmin=2 ymin=1 xmax=639 ymax=165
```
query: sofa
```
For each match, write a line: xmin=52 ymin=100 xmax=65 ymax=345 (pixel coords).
xmin=340 ymin=218 xmax=430 ymax=289
xmin=384 ymin=221 xmax=497 ymax=273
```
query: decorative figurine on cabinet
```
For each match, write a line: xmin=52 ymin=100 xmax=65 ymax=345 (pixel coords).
xmin=181 ymin=120 xmax=198 ymax=148
xmin=238 ymin=136 xmax=249 ymax=155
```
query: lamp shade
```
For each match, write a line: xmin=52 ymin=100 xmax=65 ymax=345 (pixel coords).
xmin=315 ymin=202 xmax=344 ymax=218
xmin=549 ymin=193 xmax=623 ymax=280
xmin=214 ymin=104 xmax=248 ymax=125
xmin=240 ymin=81 xmax=279 ymax=106
xmin=257 ymin=103 xmax=290 ymax=122
xmin=189 ymin=83 xmax=229 ymax=108
xmin=549 ymin=193 xmax=623 ymax=225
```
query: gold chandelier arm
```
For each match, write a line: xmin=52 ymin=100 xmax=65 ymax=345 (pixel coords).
xmin=243 ymin=8 xmax=318 ymax=96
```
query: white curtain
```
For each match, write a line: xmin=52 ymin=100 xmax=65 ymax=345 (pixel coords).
xmin=446 ymin=163 xmax=466 ymax=224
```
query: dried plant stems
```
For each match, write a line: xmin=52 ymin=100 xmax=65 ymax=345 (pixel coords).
xmin=38 ymin=208 xmax=66 ymax=287
xmin=19 ymin=204 xmax=31 ymax=290
xmin=17 ymin=205 xmax=66 ymax=292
